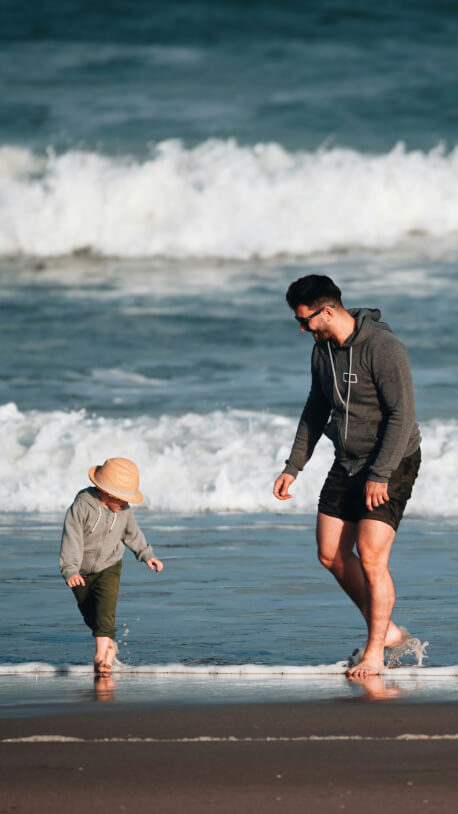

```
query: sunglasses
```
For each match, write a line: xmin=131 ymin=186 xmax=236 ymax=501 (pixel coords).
xmin=295 ymin=304 xmax=335 ymax=330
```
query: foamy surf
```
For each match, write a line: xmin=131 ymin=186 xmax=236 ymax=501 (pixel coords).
xmin=4 ymin=735 xmax=458 ymax=743
xmin=1 ymin=401 xmax=457 ymax=515
xmin=1 ymin=662 xmax=458 ymax=676
xmin=2 ymin=140 xmax=458 ymax=259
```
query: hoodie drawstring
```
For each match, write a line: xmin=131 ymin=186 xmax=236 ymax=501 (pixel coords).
xmin=90 ymin=506 xmax=117 ymax=533
xmin=90 ymin=506 xmax=102 ymax=534
xmin=327 ymin=342 xmax=353 ymax=441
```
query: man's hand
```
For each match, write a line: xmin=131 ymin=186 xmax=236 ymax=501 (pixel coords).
xmin=147 ymin=557 xmax=163 ymax=572
xmin=365 ymin=480 xmax=389 ymax=511
xmin=67 ymin=573 xmax=86 ymax=588
xmin=273 ymin=473 xmax=295 ymax=501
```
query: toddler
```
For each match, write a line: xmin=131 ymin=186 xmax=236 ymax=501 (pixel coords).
xmin=59 ymin=457 xmax=162 ymax=676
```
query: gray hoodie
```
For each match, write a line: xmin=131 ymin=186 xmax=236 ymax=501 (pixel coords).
xmin=59 ymin=487 xmax=154 ymax=580
xmin=283 ymin=308 xmax=421 ymax=482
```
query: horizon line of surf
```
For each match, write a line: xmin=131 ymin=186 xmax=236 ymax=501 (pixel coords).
xmin=1 ymin=661 xmax=457 ymax=677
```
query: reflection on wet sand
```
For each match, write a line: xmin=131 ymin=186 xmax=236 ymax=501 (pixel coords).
xmin=350 ymin=675 xmax=404 ymax=701
xmin=93 ymin=675 xmax=116 ymax=701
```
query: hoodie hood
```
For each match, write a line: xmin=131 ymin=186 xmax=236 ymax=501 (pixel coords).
xmin=78 ymin=486 xmax=129 ymax=514
xmin=75 ymin=486 xmax=122 ymax=534
xmin=80 ymin=486 xmax=103 ymax=511
xmin=340 ymin=307 xmax=392 ymax=348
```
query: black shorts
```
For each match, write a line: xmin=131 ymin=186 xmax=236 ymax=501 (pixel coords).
xmin=318 ymin=448 xmax=421 ymax=531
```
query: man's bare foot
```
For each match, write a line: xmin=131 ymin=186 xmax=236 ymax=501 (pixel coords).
xmin=349 ymin=622 xmax=408 ymax=667
xmin=346 ymin=658 xmax=384 ymax=678
xmin=384 ymin=622 xmax=404 ymax=649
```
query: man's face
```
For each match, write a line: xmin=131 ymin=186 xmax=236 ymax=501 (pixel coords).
xmin=295 ymin=304 xmax=334 ymax=343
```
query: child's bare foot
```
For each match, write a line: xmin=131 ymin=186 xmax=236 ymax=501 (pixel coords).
xmin=94 ymin=663 xmax=112 ymax=677
xmin=104 ymin=640 xmax=118 ymax=670
xmin=94 ymin=675 xmax=116 ymax=700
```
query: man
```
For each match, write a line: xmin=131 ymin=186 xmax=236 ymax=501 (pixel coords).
xmin=273 ymin=275 xmax=424 ymax=677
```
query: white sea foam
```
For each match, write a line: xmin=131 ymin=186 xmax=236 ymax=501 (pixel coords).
xmin=4 ymin=735 xmax=458 ymax=743
xmin=1 ymin=661 xmax=458 ymax=676
xmin=2 ymin=141 xmax=458 ymax=258
xmin=1 ymin=402 xmax=457 ymax=516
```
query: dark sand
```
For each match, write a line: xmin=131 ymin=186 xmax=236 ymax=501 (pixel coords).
xmin=1 ymin=697 xmax=458 ymax=813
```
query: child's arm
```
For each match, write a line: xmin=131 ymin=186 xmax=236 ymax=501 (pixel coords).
xmin=66 ymin=573 xmax=86 ymax=587
xmin=60 ymin=501 xmax=85 ymax=585
xmin=146 ymin=557 xmax=163 ymax=572
xmin=122 ymin=510 xmax=163 ymax=571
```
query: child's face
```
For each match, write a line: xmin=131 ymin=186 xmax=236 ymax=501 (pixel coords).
xmin=97 ymin=490 xmax=128 ymax=512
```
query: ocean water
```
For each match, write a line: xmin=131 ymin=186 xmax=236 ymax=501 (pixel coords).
xmin=1 ymin=0 xmax=458 ymax=710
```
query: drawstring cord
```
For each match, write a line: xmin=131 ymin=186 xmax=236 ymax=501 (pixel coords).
xmin=90 ymin=506 xmax=117 ymax=533
xmin=90 ymin=507 xmax=101 ymax=534
xmin=327 ymin=342 xmax=353 ymax=440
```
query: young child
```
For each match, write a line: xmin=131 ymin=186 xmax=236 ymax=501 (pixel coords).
xmin=59 ymin=457 xmax=163 ymax=676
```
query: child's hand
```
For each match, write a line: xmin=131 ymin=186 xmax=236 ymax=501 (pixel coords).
xmin=147 ymin=557 xmax=163 ymax=573
xmin=66 ymin=573 xmax=86 ymax=587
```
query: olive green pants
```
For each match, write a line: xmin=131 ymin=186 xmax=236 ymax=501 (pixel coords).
xmin=72 ymin=560 xmax=122 ymax=639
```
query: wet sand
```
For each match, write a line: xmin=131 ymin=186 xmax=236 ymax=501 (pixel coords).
xmin=1 ymin=696 xmax=458 ymax=813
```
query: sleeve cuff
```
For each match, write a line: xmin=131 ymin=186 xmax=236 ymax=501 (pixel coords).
xmin=282 ymin=462 xmax=299 ymax=478
xmin=61 ymin=569 xmax=78 ymax=580
xmin=367 ymin=470 xmax=390 ymax=483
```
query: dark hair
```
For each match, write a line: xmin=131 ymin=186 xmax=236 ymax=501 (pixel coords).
xmin=285 ymin=274 xmax=342 ymax=311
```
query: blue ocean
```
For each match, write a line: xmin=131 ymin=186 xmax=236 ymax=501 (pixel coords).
xmin=1 ymin=0 xmax=458 ymax=709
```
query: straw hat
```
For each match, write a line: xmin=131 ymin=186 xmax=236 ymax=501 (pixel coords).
xmin=88 ymin=457 xmax=143 ymax=504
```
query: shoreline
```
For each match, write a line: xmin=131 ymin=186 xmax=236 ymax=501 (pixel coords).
xmin=3 ymin=668 xmax=458 ymax=717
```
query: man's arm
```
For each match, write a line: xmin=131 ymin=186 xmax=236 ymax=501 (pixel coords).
xmin=273 ymin=472 xmax=296 ymax=501
xmin=283 ymin=352 xmax=331 ymax=479
xmin=367 ymin=338 xmax=419 ymax=483
xmin=274 ymin=350 xmax=331 ymax=500
xmin=364 ymin=479 xmax=390 ymax=512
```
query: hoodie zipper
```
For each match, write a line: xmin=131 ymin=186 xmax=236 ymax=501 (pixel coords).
xmin=89 ymin=509 xmax=118 ymax=572
xmin=327 ymin=341 xmax=353 ymax=443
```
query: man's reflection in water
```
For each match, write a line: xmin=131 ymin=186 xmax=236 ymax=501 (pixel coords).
xmin=349 ymin=675 xmax=403 ymax=700
xmin=93 ymin=675 xmax=116 ymax=701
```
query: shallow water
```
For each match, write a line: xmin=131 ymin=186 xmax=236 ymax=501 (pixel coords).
xmin=1 ymin=513 xmax=457 ymax=677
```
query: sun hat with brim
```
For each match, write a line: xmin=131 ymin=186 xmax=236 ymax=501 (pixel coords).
xmin=88 ymin=457 xmax=143 ymax=504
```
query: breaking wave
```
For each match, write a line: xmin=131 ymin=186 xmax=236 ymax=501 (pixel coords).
xmin=2 ymin=140 xmax=458 ymax=258
xmin=1 ymin=402 xmax=456 ymax=516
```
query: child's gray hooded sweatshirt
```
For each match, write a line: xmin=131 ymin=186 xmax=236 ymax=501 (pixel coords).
xmin=59 ymin=487 xmax=153 ymax=580
xmin=283 ymin=308 xmax=421 ymax=482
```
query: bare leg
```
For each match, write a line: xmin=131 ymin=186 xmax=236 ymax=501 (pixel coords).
xmin=316 ymin=513 xmax=401 ymax=648
xmin=346 ymin=519 xmax=397 ymax=677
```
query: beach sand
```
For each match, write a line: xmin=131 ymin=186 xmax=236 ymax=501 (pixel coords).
xmin=1 ymin=696 xmax=458 ymax=813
